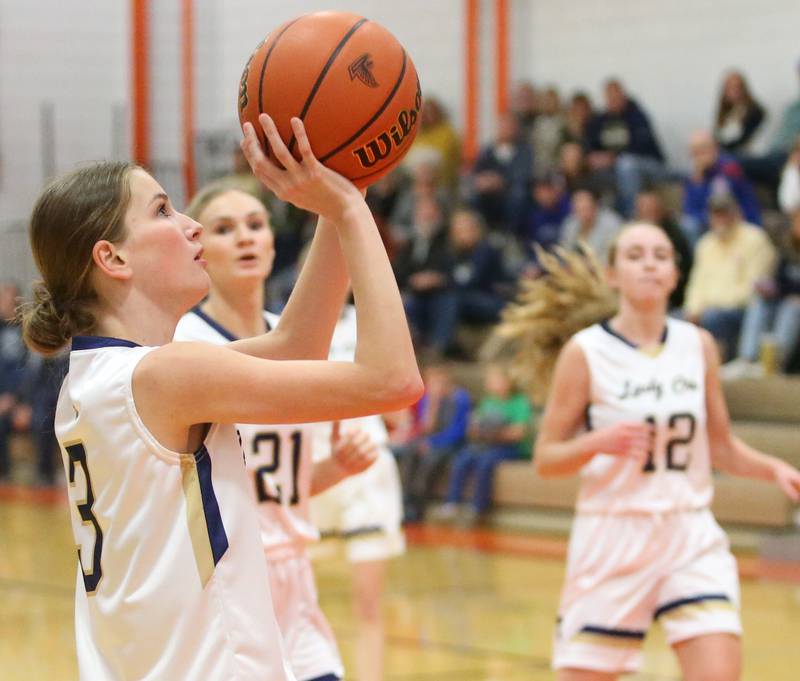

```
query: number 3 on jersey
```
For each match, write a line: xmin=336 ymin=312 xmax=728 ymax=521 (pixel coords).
xmin=66 ymin=442 xmax=104 ymax=593
xmin=642 ymin=413 xmax=696 ymax=473
xmin=252 ymin=431 xmax=301 ymax=505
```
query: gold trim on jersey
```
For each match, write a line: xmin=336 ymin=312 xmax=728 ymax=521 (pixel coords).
xmin=181 ymin=457 xmax=216 ymax=587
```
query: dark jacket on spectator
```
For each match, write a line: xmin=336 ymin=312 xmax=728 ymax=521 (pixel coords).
xmin=0 ymin=320 xmax=30 ymax=399
xmin=450 ymin=240 xmax=514 ymax=296
xmin=393 ymin=229 xmax=453 ymax=290
xmin=586 ymin=98 xmax=664 ymax=161
xmin=471 ymin=141 xmax=534 ymax=227
xmin=714 ymin=103 xmax=765 ymax=153
xmin=516 ymin=193 xmax=571 ymax=257
xmin=683 ymin=153 xmax=762 ymax=227
xmin=776 ymin=233 xmax=800 ymax=298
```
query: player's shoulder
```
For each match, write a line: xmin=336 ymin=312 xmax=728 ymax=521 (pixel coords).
xmin=175 ymin=309 xmax=214 ymax=342
xmin=571 ymin=321 xmax=607 ymax=348
xmin=665 ymin=317 xmax=705 ymax=348
xmin=174 ymin=309 xmax=235 ymax=344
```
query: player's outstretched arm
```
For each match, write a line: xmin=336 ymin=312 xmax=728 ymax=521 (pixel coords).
xmin=535 ymin=340 xmax=649 ymax=478
xmin=133 ymin=116 xmax=422 ymax=439
xmin=702 ymin=330 xmax=800 ymax=500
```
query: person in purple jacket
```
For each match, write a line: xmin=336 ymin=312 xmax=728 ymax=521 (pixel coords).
xmin=683 ymin=130 xmax=762 ymax=244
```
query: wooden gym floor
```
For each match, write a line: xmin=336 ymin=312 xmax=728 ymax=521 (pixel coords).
xmin=2 ymin=486 xmax=800 ymax=681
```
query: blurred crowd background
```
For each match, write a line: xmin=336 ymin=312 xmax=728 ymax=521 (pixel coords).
xmin=2 ymin=1 xmax=800 ymax=497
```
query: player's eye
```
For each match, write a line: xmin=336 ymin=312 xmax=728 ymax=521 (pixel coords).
xmin=248 ymin=220 xmax=265 ymax=231
xmin=157 ymin=202 xmax=171 ymax=217
xmin=213 ymin=224 xmax=232 ymax=235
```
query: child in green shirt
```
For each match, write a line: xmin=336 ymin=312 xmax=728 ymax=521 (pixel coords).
xmin=440 ymin=364 xmax=535 ymax=522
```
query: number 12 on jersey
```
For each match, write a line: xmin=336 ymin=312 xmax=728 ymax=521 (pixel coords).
xmin=642 ymin=413 xmax=696 ymax=473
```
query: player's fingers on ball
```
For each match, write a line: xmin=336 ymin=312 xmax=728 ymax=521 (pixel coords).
xmin=260 ymin=114 xmax=299 ymax=172
xmin=290 ymin=117 xmax=319 ymax=166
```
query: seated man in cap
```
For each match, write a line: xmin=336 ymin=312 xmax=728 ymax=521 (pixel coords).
xmin=684 ymin=188 xmax=775 ymax=360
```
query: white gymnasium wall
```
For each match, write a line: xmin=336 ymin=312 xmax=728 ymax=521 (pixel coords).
xmin=0 ymin=0 xmax=128 ymax=225
xmin=0 ymin=0 xmax=128 ymax=288
xmin=197 ymin=0 xmax=465 ymax=136
xmin=513 ymin=0 xmax=800 ymax=169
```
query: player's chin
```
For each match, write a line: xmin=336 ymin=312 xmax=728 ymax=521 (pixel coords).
xmin=232 ymin=267 xmax=268 ymax=284
xmin=187 ymin=272 xmax=211 ymax=306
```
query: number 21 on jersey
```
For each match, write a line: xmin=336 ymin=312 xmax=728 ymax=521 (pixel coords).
xmin=251 ymin=430 xmax=302 ymax=505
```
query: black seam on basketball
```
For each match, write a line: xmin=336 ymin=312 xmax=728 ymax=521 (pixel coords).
xmin=258 ymin=17 xmax=302 ymax=117
xmin=287 ymin=17 xmax=369 ymax=154
xmin=319 ymin=50 xmax=408 ymax=163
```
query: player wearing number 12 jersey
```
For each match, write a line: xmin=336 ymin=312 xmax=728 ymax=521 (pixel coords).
xmin=493 ymin=224 xmax=800 ymax=681
xmin=175 ymin=178 xmax=378 ymax=681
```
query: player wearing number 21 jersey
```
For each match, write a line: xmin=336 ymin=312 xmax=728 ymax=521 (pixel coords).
xmin=176 ymin=308 xmax=346 ymax=681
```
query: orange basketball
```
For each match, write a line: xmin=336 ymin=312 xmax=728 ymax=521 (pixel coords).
xmin=238 ymin=11 xmax=422 ymax=188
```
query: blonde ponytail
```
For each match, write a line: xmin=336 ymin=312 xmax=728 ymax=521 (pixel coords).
xmin=483 ymin=244 xmax=617 ymax=405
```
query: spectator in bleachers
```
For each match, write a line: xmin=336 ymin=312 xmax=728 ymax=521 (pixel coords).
xmin=634 ymin=190 xmax=693 ymax=309
xmin=531 ymin=87 xmax=566 ymax=178
xmin=469 ymin=112 xmax=534 ymax=231
xmin=0 ymin=281 xmax=29 ymax=483
xmin=392 ymin=360 xmax=471 ymax=522
xmin=446 ymin=208 xmax=514 ymax=327
xmin=562 ymin=91 xmax=593 ymax=147
xmin=17 ymin=352 xmax=68 ymax=485
xmin=778 ymin=135 xmax=800 ymax=213
xmin=410 ymin=97 xmax=462 ymax=198
xmin=365 ymin=167 xmax=406 ymax=259
xmin=560 ymin=188 xmax=623 ymax=264
xmin=437 ymin=364 xmax=533 ymax=524
xmin=683 ymin=130 xmax=762 ymax=242
xmin=516 ymin=172 xmax=570 ymax=265
xmin=389 ymin=159 xmax=450 ymax=246
xmin=511 ymin=81 xmax=540 ymax=138
xmin=713 ymin=70 xmax=766 ymax=153
xmin=558 ymin=141 xmax=614 ymax=204
xmin=684 ymin=189 xmax=776 ymax=360
xmin=393 ymin=196 xmax=455 ymax=355
xmin=726 ymin=207 xmax=800 ymax=376
xmin=586 ymin=79 xmax=665 ymax=217
xmin=739 ymin=59 xmax=800 ymax=193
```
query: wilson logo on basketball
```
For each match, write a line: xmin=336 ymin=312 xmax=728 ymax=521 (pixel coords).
xmin=238 ymin=40 xmax=265 ymax=111
xmin=348 ymin=54 xmax=379 ymax=88
xmin=352 ymin=79 xmax=422 ymax=169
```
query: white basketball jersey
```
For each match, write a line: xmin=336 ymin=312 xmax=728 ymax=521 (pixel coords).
xmin=175 ymin=309 xmax=318 ymax=557
xmin=573 ymin=318 xmax=712 ymax=514
xmin=57 ymin=336 xmax=293 ymax=681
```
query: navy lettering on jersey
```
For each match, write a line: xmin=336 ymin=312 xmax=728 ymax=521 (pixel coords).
xmin=67 ymin=442 xmax=104 ymax=594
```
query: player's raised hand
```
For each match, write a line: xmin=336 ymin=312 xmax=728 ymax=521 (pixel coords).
xmin=588 ymin=422 xmax=651 ymax=462
xmin=240 ymin=115 xmax=362 ymax=222
xmin=331 ymin=426 xmax=378 ymax=477
xmin=772 ymin=459 xmax=800 ymax=502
